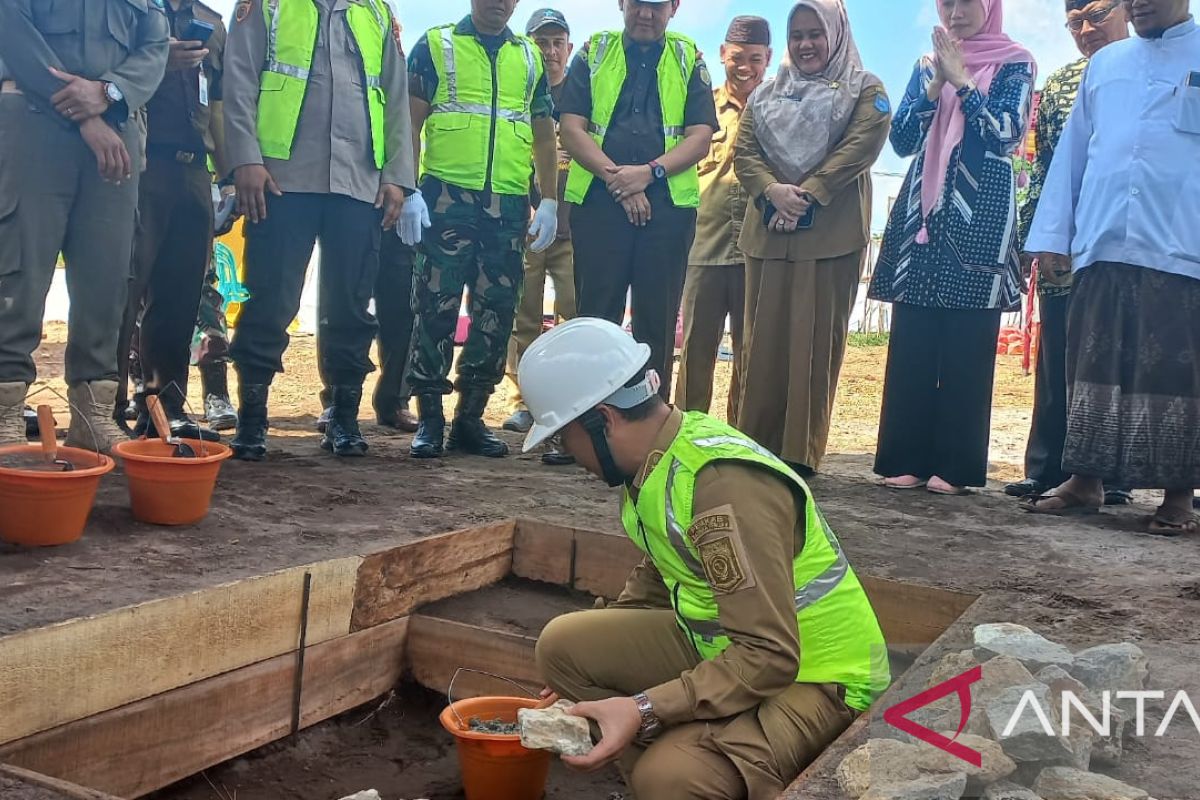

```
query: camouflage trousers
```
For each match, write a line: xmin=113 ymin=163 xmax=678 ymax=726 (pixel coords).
xmin=192 ymin=264 xmax=231 ymax=368
xmin=407 ymin=177 xmax=528 ymax=396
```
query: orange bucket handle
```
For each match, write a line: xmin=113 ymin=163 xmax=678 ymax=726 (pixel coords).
xmin=447 ymin=669 xmax=541 ymax=731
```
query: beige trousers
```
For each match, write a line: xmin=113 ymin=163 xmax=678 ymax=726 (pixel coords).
xmin=503 ymin=237 xmax=576 ymax=411
xmin=675 ymin=263 xmax=745 ymax=423
xmin=536 ymin=608 xmax=855 ymax=800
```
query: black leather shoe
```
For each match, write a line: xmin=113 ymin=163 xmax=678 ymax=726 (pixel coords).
xmin=321 ymin=385 xmax=369 ymax=457
xmin=376 ymin=401 xmax=420 ymax=433
xmin=410 ymin=394 xmax=445 ymax=459
xmin=231 ymin=383 xmax=270 ymax=461
xmin=447 ymin=390 xmax=508 ymax=458
xmin=132 ymin=390 xmax=221 ymax=442
xmin=541 ymin=449 xmax=575 ymax=466
xmin=1005 ymin=478 xmax=1049 ymax=498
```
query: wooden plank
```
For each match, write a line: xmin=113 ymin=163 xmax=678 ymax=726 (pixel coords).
xmin=407 ymin=615 xmax=541 ymax=699
xmin=572 ymin=529 xmax=640 ymax=599
xmin=0 ymin=764 xmax=124 ymax=800
xmin=0 ymin=618 xmax=409 ymax=799
xmin=0 ymin=557 xmax=361 ymax=746
xmin=351 ymin=521 xmax=516 ymax=630
xmin=511 ymin=518 xmax=575 ymax=586
xmin=860 ymin=576 xmax=978 ymax=652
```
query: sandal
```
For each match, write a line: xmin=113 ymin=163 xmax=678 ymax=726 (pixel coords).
xmin=1148 ymin=508 xmax=1200 ymax=537
xmin=928 ymin=477 xmax=970 ymax=497
xmin=883 ymin=475 xmax=927 ymax=490
xmin=1020 ymin=489 xmax=1102 ymax=516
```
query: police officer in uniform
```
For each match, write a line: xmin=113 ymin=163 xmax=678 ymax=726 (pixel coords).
xmin=400 ymin=0 xmax=560 ymax=460
xmin=558 ymin=0 xmax=717 ymax=403
xmin=0 ymin=0 xmax=168 ymax=450
xmin=223 ymin=0 xmax=415 ymax=461
xmin=520 ymin=318 xmax=891 ymax=800
xmin=116 ymin=0 xmax=229 ymax=442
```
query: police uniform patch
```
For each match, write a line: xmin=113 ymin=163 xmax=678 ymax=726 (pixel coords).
xmin=874 ymin=94 xmax=891 ymax=114
xmin=698 ymin=62 xmax=712 ymax=88
xmin=234 ymin=0 xmax=253 ymax=23
xmin=698 ymin=536 xmax=746 ymax=594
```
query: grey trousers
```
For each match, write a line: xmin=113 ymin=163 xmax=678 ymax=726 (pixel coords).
xmin=0 ymin=95 xmax=140 ymax=385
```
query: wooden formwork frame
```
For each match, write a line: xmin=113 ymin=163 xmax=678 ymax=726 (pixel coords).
xmin=0 ymin=519 xmax=979 ymax=799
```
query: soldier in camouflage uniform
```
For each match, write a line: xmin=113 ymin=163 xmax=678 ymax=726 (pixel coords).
xmin=400 ymin=1 xmax=561 ymax=459
xmin=194 ymin=258 xmax=237 ymax=430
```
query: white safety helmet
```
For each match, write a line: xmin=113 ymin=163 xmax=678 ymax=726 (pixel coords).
xmin=518 ymin=318 xmax=659 ymax=454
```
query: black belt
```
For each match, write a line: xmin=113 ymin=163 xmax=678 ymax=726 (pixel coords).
xmin=147 ymin=143 xmax=207 ymax=166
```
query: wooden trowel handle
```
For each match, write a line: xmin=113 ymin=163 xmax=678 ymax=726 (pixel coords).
xmin=37 ymin=405 xmax=57 ymax=461
xmin=145 ymin=395 xmax=173 ymax=445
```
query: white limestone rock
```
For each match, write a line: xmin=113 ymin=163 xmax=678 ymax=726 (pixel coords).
xmin=860 ymin=772 xmax=968 ymax=800
xmin=983 ymin=782 xmax=1045 ymax=800
xmin=986 ymin=684 xmax=1075 ymax=763
xmin=1036 ymin=665 xmax=1125 ymax=767
xmin=974 ymin=624 xmax=1074 ymax=673
xmin=1032 ymin=767 xmax=1150 ymax=800
xmin=915 ymin=732 xmax=1017 ymax=791
xmin=1069 ymin=644 xmax=1149 ymax=717
xmin=837 ymin=739 xmax=924 ymax=798
xmin=517 ymin=700 xmax=593 ymax=757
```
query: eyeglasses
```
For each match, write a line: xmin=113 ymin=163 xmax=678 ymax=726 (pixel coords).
xmin=1065 ymin=2 xmax=1120 ymax=32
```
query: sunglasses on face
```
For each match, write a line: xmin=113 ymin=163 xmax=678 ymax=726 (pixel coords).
xmin=1065 ymin=2 xmax=1120 ymax=32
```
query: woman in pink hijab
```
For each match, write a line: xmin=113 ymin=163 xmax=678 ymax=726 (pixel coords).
xmin=868 ymin=0 xmax=1036 ymax=495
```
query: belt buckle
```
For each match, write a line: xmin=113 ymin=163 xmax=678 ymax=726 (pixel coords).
xmin=176 ymin=150 xmax=196 ymax=164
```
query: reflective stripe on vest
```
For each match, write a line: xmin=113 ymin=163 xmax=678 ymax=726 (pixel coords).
xmin=258 ymin=0 xmax=389 ymax=168
xmin=564 ymin=31 xmax=701 ymax=208
xmin=620 ymin=412 xmax=892 ymax=712
xmin=422 ymin=25 xmax=543 ymax=195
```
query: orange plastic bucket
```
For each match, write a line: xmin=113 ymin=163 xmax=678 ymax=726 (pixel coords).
xmin=438 ymin=696 xmax=552 ymax=800
xmin=112 ymin=439 xmax=231 ymax=526
xmin=0 ymin=445 xmax=115 ymax=546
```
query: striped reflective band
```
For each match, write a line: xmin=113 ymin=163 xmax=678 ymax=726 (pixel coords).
xmin=265 ymin=62 xmax=310 ymax=80
xmin=431 ymin=101 xmax=531 ymax=124
xmin=517 ymin=37 xmax=537 ymax=106
xmin=365 ymin=75 xmax=381 ymax=89
xmin=587 ymin=121 xmax=608 ymax=138
xmin=265 ymin=0 xmax=281 ymax=72
xmin=438 ymin=27 xmax=458 ymax=101
xmin=673 ymin=39 xmax=689 ymax=82
xmin=591 ymin=33 xmax=614 ymax=77
xmin=664 ymin=125 xmax=685 ymax=137
xmin=663 ymin=459 xmax=707 ymax=577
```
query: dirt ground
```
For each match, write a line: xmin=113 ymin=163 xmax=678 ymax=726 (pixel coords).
xmin=4 ymin=324 xmax=1200 ymax=799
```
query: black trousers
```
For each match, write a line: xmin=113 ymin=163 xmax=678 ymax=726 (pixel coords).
xmin=1024 ymin=293 xmax=1071 ymax=485
xmin=571 ymin=188 xmax=696 ymax=401
xmin=372 ymin=233 xmax=417 ymax=409
xmin=875 ymin=303 xmax=1003 ymax=487
xmin=117 ymin=157 xmax=214 ymax=406
xmin=230 ymin=193 xmax=381 ymax=387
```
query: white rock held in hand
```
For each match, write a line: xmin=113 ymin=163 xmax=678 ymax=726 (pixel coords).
xmin=1032 ymin=767 xmax=1150 ymax=800
xmin=974 ymin=624 xmax=1074 ymax=672
xmin=518 ymin=700 xmax=593 ymax=757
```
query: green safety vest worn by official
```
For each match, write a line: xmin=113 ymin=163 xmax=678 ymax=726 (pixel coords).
xmin=257 ymin=0 xmax=391 ymax=168
xmin=620 ymin=412 xmax=891 ymax=712
xmin=422 ymin=24 xmax=544 ymax=195
xmin=565 ymin=30 xmax=701 ymax=209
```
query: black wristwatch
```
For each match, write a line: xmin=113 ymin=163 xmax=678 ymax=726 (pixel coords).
xmin=648 ymin=160 xmax=667 ymax=182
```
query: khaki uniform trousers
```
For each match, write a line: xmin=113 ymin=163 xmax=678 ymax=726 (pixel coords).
xmin=536 ymin=608 xmax=856 ymax=800
xmin=503 ymin=237 xmax=576 ymax=411
xmin=676 ymin=263 xmax=745 ymax=423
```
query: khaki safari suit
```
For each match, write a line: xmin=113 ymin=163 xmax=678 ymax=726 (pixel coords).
xmin=537 ymin=408 xmax=865 ymax=800
xmin=676 ymin=84 xmax=748 ymax=423
xmin=734 ymin=87 xmax=890 ymax=471
xmin=0 ymin=0 xmax=168 ymax=387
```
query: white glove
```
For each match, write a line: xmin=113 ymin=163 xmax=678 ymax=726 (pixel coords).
xmin=398 ymin=189 xmax=431 ymax=246
xmin=528 ymin=199 xmax=559 ymax=253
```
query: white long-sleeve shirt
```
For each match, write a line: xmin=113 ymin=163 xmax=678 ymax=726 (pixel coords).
xmin=1026 ymin=17 xmax=1200 ymax=282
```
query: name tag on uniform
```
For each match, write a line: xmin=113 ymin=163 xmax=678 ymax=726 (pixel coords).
xmin=198 ymin=70 xmax=209 ymax=107
xmin=1188 ymin=71 xmax=1200 ymax=89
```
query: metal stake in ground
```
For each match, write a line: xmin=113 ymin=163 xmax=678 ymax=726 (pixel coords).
xmin=291 ymin=571 xmax=313 ymax=740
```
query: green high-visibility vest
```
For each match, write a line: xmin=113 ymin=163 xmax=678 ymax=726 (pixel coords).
xmin=620 ymin=412 xmax=892 ymax=712
xmin=422 ymin=24 xmax=544 ymax=195
xmin=258 ymin=0 xmax=391 ymax=169
xmin=564 ymin=31 xmax=701 ymax=209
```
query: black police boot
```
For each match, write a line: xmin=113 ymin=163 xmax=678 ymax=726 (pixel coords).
xmin=316 ymin=386 xmax=333 ymax=433
xmin=132 ymin=388 xmax=221 ymax=442
xmin=320 ymin=385 xmax=369 ymax=457
xmin=447 ymin=389 xmax=508 ymax=458
xmin=410 ymin=394 xmax=445 ymax=459
xmin=231 ymin=383 xmax=270 ymax=461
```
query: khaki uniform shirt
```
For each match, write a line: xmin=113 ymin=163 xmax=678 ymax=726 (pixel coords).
xmin=0 ymin=0 xmax=169 ymax=128
xmin=689 ymin=85 xmax=748 ymax=266
xmin=613 ymin=409 xmax=808 ymax=726
xmin=735 ymin=85 xmax=891 ymax=263
xmin=223 ymin=0 xmax=415 ymax=203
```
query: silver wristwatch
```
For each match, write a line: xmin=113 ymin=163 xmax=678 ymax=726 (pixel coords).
xmin=633 ymin=692 xmax=663 ymax=740
xmin=104 ymin=81 xmax=124 ymax=105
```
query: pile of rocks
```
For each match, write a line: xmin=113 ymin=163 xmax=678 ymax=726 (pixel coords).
xmin=837 ymin=623 xmax=1154 ymax=800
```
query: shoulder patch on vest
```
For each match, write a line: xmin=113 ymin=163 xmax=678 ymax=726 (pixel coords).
xmin=688 ymin=512 xmax=732 ymax=543
xmin=874 ymin=94 xmax=891 ymax=114
xmin=699 ymin=536 xmax=746 ymax=594
xmin=697 ymin=62 xmax=711 ymax=88
xmin=234 ymin=0 xmax=253 ymax=23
